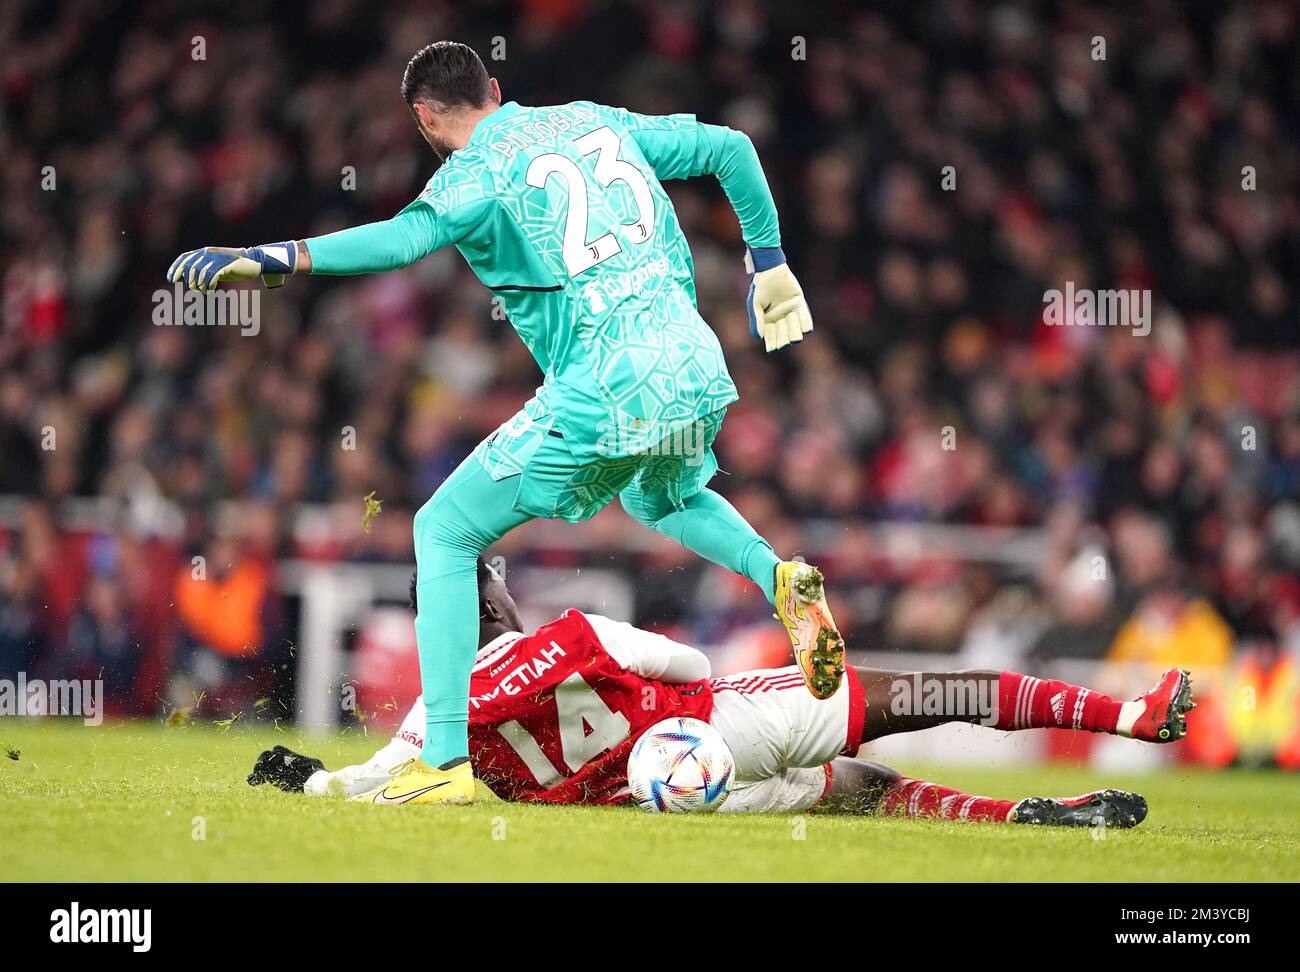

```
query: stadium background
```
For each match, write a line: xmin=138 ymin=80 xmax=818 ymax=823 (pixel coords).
xmin=1 ymin=0 xmax=1298 ymax=770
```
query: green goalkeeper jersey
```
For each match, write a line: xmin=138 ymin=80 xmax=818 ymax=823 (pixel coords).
xmin=306 ymin=100 xmax=782 ymax=460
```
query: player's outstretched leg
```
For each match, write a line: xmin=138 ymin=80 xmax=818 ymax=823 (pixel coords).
xmin=855 ymin=667 xmax=1195 ymax=743
xmin=818 ymin=758 xmax=1148 ymax=828
xmin=619 ymin=481 xmax=845 ymax=699
xmin=618 ymin=410 xmax=846 ymax=699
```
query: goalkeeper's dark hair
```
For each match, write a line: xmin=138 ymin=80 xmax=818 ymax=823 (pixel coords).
xmin=401 ymin=41 xmax=495 ymax=112
xmin=409 ymin=556 xmax=494 ymax=613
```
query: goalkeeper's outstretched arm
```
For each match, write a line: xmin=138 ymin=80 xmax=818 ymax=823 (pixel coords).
xmin=166 ymin=197 xmax=473 ymax=290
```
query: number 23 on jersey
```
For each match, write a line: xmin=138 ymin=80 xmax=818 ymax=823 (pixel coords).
xmin=525 ymin=126 xmax=656 ymax=277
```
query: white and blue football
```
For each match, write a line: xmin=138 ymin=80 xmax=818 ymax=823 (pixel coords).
xmin=628 ymin=717 xmax=734 ymax=813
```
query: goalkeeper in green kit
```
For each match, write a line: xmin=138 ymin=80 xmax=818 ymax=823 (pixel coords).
xmin=168 ymin=41 xmax=845 ymax=806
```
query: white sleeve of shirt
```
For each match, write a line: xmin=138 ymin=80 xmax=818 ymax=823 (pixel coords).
xmin=582 ymin=613 xmax=711 ymax=684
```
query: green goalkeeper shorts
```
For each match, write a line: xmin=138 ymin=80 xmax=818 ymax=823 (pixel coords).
xmin=473 ymin=397 xmax=725 ymax=523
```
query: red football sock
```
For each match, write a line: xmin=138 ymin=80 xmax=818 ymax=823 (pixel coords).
xmin=879 ymin=777 xmax=1017 ymax=823
xmin=994 ymin=671 xmax=1122 ymax=733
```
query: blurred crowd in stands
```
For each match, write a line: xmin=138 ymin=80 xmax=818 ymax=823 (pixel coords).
xmin=2 ymin=1 xmax=1298 ymax=733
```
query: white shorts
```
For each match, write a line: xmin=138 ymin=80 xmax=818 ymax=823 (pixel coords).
xmin=723 ymin=766 xmax=834 ymax=814
xmin=708 ymin=666 xmax=865 ymax=813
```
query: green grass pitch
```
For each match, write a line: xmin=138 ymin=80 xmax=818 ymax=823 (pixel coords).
xmin=2 ymin=720 xmax=1297 ymax=882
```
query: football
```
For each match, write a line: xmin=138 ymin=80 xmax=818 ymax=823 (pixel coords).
xmin=627 ymin=717 xmax=735 ymax=813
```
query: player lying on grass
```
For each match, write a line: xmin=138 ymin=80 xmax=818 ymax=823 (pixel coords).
xmin=170 ymin=40 xmax=844 ymax=805
xmin=249 ymin=559 xmax=1194 ymax=826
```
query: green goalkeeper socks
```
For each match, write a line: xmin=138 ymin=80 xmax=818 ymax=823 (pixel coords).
xmin=622 ymin=486 xmax=781 ymax=604
xmin=412 ymin=457 xmax=533 ymax=767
